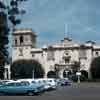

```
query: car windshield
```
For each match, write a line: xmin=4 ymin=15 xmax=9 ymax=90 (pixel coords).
xmin=0 ymin=81 xmax=9 ymax=85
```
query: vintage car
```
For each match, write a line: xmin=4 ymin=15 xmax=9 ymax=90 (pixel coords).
xmin=0 ymin=81 xmax=43 ymax=96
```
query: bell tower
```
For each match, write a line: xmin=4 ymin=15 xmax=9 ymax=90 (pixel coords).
xmin=12 ymin=29 xmax=37 ymax=62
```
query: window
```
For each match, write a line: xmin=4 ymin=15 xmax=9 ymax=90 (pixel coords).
xmin=63 ymin=50 xmax=70 ymax=63
xmin=6 ymin=83 xmax=15 ymax=86
xmin=32 ymin=81 xmax=36 ymax=84
xmin=95 ymin=51 xmax=99 ymax=56
xmin=64 ymin=57 xmax=70 ymax=63
xmin=43 ymin=80 xmax=46 ymax=83
xmin=32 ymin=53 xmax=35 ymax=57
xmin=19 ymin=48 xmax=23 ymax=56
xmin=20 ymin=35 xmax=24 ymax=45
xmin=15 ymin=39 xmax=17 ymax=45
xmin=47 ymin=46 xmax=55 ymax=61
xmin=64 ymin=50 xmax=69 ymax=55
xmin=21 ymin=81 xmax=30 ymax=86
xmin=47 ymin=50 xmax=55 ymax=60
xmin=79 ymin=45 xmax=87 ymax=59
xmin=49 ymin=80 xmax=52 ymax=82
xmin=15 ymin=83 xmax=22 ymax=86
xmin=38 ymin=80 xmax=41 ymax=83
xmin=25 ymin=36 xmax=28 ymax=41
xmin=79 ymin=49 xmax=86 ymax=58
xmin=41 ymin=53 xmax=43 ymax=57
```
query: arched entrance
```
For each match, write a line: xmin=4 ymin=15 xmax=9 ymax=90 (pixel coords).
xmin=11 ymin=59 xmax=45 ymax=79
xmin=63 ymin=70 xmax=72 ymax=78
xmin=47 ymin=71 xmax=56 ymax=78
xmin=54 ymin=64 xmax=72 ymax=78
xmin=80 ymin=70 xmax=88 ymax=81
xmin=57 ymin=68 xmax=72 ymax=78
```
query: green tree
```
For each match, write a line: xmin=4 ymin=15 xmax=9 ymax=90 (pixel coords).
xmin=11 ymin=59 xmax=45 ymax=79
xmin=0 ymin=0 xmax=28 ymax=79
xmin=0 ymin=4 xmax=9 ymax=79
xmin=90 ymin=56 xmax=100 ymax=79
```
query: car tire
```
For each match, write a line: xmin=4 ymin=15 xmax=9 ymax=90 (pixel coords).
xmin=27 ymin=91 xmax=34 ymax=96
xmin=0 ymin=92 xmax=7 ymax=96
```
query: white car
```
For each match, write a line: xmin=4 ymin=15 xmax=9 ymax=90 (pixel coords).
xmin=34 ymin=78 xmax=57 ymax=91
xmin=46 ymin=78 xmax=57 ymax=89
xmin=33 ymin=79 xmax=51 ymax=91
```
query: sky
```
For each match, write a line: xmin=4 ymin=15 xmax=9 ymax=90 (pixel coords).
xmin=14 ymin=0 xmax=100 ymax=47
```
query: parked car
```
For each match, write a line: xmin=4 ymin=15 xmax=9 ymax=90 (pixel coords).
xmin=0 ymin=81 xmax=43 ymax=96
xmin=56 ymin=78 xmax=72 ymax=86
xmin=17 ymin=79 xmax=44 ymax=93
xmin=46 ymin=78 xmax=57 ymax=90
xmin=34 ymin=79 xmax=51 ymax=91
xmin=16 ymin=78 xmax=57 ymax=91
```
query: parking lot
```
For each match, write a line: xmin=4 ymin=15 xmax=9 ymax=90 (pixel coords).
xmin=0 ymin=83 xmax=100 ymax=100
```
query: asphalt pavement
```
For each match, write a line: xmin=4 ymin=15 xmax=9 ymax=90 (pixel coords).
xmin=0 ymin=83 xmax=100 ymax=100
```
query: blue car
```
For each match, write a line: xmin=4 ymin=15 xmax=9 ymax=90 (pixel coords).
xmin=56 ymin=78 xmax=72 ymax=86
xmin=0 ymin=81 xmax=42 ymax=96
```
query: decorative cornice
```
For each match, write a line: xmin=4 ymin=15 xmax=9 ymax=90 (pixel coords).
xmin=31 ymin=50 xmax=43 ymax=53
xmin=42 ymin=45 xmax=93 ymax=51
xmin=93 ymin=48 xmax=100 ymax=51
xmin=12 ymin=44 xmax=33 ymax=47
xmin=13 ymin=29 xmax=37 ymax=36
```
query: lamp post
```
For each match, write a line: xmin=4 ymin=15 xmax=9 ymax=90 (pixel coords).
xmin=76 ymin=71 xmax=81 ymax=84
xmin=32 ymin=69 xmax=34 ymax=79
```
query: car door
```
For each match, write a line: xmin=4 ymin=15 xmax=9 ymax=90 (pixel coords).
xmin=18 ymin=81 xmax=30 ymax=94
xmin=4 ymin=83 xmax=15 ymax=94
xmin=13 ymin=83 xmax=25 ymax=94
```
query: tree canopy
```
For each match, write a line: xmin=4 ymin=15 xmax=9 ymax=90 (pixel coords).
xmin=90 ymin=56 xmax=100 ymax=79
xmin=11 ymin=59 xmax=45 ymax=79
xmin=0 ymin=0 xmax=28 ymax=79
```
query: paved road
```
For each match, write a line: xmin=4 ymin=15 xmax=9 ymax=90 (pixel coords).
xmin=0 ymin=83 xmax=100 ymax=100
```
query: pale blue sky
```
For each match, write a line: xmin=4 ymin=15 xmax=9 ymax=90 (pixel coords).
xmin=14 ymin=0 xmax=100 ymax=47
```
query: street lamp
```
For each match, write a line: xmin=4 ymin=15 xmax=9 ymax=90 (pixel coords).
xmin=76 ymin=71 xmax=81 ymax=84
xmin=32 ymin=69 xmax=34 ymax=79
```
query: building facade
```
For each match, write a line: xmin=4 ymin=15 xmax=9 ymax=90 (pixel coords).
xmin=12 ymin=29 xmax=100 ymax=79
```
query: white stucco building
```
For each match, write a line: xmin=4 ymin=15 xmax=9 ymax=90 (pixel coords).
xmin=11 ymin=29 xmax=100 ymax=79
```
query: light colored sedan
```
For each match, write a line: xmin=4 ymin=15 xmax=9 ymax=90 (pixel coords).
xmin=0 ymin=81 xmax=42 ymax=96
